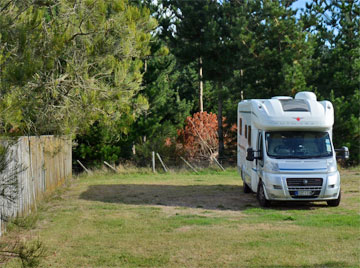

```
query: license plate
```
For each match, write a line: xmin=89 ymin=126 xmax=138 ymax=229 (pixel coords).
xmin=295 ymin=190 xmax=313 ymax=196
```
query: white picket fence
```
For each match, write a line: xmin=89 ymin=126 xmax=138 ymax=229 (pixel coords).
xmin=0 ymin=136 xmax=72 ymax=236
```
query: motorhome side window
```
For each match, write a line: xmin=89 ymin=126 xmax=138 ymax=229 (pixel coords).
xmin=248 ymin=126 xmax=251 ymax=146
xmin=245 ymin=124 xmax=247 ymax=138
xmin=265 ymin=131 xmax=333 ymax=159
xmin=239 ymin=118 xmax=242 ymax=136
xmin=258 ymin=132 xmax=264 ymax=166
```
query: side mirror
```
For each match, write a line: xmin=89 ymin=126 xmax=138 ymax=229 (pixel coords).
xmin=335 ymin=146 xmax=349 ymax=160
xmin=246 ymin=148 xmax=255 ymax=161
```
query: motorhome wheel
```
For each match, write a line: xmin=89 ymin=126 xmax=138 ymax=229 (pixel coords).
xmin=243 ymin=182 xmax=252 ymax=193
xmin=241 ymin=169 xmax=252 ymax=193
xmin=327 ymin=191 xmax=341 ymax=207
xmin=257 ymin=182 xmax=271 ymax=207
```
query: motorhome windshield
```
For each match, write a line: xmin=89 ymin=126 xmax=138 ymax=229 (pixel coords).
xmin=265 ymin=131 xmax=333 ymax=159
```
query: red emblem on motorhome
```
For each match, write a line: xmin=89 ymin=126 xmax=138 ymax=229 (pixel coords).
xmin=293 ymin=117 xmax=302 ymax=121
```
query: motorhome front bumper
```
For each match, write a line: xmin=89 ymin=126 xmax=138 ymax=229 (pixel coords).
xmin=262 ymin=171 xmax=340 ymax=201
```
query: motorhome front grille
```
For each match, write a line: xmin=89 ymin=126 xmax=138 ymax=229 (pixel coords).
xmin=286 ymin=178 xmax=323 ymax=187
xmin=287 ymin=178 xmax=323 ymax=199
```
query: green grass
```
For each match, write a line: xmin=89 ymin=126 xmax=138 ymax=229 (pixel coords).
xmin=3 ymin=168 xmax=360 ymax=267
xmin=242 ymin=207 xmax=360 ymax=227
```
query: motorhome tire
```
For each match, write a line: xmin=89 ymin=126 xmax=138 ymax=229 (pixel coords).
xmin=327 ymin=191 xmax=341 ymax=207
xmin=257 ymin=182 xmax=271 ymax=207
xmin=243 ymin=182 xmax=251 ymax=193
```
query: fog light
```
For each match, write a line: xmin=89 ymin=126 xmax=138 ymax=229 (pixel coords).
xmin=328 ymin=184 xmax=335 ymax=188
xmin=273 ymin=185 xmax=282 ymax=190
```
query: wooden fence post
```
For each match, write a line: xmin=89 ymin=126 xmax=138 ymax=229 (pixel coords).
xmin=104 ymin=161 xmax=118 ymax=173
xmin=156 ymin=153 xmax=168 ymax=173
xmin=212 ymin=156 xmax=225 ymax=171
xmin=77 ymin=160 xmax=91 ymax=174
xmin=152 ymin=151 xmax=156 ymax=173
xmin=180 ymin=157 xmax=199 ymax=174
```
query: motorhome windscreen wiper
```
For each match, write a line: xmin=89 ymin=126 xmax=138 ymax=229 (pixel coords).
xmin=268 ymin=155 xmax=308 ymax=159
xmin=310 ymin=154 xmax=332 ymax=158
xmin=284 ymin=155 xmax=310 ymax=159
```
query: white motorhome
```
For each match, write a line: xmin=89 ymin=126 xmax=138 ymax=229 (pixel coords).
xmin=237 ymin=91 xmax=349 ymax=207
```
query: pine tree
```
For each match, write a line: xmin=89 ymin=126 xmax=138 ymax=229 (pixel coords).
xmin=0 ymin=0 xmax=156 ymax=137
xmin=302 ymin=0 xmax=360 ymax=164
xmin=230 ymin=0 xmax=314 ymax=99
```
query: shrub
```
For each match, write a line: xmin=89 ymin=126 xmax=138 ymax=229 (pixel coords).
xmin=177 ymin=112 xmax=236 ymax=160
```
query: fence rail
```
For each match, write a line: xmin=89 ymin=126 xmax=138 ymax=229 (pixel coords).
xmin=0 ymin=136 xmax=72 ymax=236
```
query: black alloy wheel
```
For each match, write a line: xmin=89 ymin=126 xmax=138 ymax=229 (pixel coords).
xmin=327 ymin=190 xmax=341 ymax=207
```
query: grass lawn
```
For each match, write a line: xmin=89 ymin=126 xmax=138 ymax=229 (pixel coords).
xmin=3 ymin=168 xmax=360 ymax=267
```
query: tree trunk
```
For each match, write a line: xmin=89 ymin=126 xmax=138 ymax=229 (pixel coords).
xmin=199 ymin=57 xmax=204 ymax=112
xmin=217 ymin=90 xmax=224 ymax=161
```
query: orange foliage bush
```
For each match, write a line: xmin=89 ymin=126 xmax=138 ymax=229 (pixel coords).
xmin=177 ymin=112 xmax=236 ymax=160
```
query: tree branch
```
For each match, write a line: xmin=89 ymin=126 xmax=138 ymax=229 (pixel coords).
xmin=67 ymin=31 xmax=97 ymax=42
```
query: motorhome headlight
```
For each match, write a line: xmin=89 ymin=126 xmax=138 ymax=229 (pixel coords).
xmin=327 ymin=160 xmax=337 ymax=173
xmin=265 ymin=161 xmax=279 ymax=172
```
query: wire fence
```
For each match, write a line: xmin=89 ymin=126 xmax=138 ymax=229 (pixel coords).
xmin=75 ymin=152 xmax=237 ymax=175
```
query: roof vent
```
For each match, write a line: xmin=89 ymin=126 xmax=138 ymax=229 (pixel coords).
xmin=295 ymin=91 xmax=317 ymax=101
xmin=280 ymin=99 xmax=310 ymax=112
xmin=271 ymin=96 xmax=292 ymax=100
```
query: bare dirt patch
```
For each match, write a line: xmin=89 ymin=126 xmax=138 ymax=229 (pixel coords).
xmin=79 ymin=184 xmax=257 ymax=211
xmin=79 ymin=183 xmax=338 ymax=212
